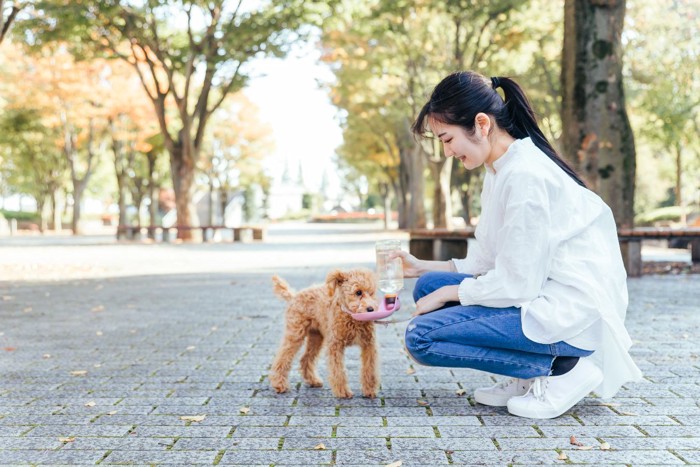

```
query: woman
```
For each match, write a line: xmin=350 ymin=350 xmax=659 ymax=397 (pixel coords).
xmin=397 ymin=71 xmax=642 ymax=419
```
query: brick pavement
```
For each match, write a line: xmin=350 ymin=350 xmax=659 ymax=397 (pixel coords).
xmin=0 ymin=223 xmax=699 ymax=465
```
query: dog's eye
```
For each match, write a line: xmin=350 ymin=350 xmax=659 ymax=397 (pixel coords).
xmin=355 ymin=290 xmax=363 ymax=297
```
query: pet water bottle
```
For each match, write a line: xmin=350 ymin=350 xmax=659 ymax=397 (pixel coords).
xmin=376 ymin=239 xmax=404 ymax=308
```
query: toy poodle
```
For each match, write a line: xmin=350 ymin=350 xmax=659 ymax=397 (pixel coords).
xmin=269 ymin=268 xmax=380 ymax=398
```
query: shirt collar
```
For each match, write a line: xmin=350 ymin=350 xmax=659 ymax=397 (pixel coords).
xmin=486 ymin=137 xmax=530 ymax=174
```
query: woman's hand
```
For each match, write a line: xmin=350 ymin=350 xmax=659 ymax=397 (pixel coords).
xmin=413 ymin=285 xmax=460 ymax=316
xmin=389 ymin=250 xmax=425 ymax=278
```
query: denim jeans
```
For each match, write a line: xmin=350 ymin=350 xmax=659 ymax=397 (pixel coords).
xmin=404 ymin=272 xmax=593 ymax=379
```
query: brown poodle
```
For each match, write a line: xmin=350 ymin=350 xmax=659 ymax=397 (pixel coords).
xmin=269 ymin=268 xmax=380 ymax=399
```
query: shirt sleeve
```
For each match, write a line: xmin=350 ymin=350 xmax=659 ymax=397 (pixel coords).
xmin=457 ymin=173 xmax=553 ymax=308
xmin=452 ymin=238 xmax=489 ymax=275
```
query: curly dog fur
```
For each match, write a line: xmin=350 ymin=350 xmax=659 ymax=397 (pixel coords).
xmin=269 ymin=268 xmax=380 ymax=398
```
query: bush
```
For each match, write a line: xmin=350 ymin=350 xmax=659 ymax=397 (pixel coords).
xmin=0 ymin=209 xmax=39 ymax=222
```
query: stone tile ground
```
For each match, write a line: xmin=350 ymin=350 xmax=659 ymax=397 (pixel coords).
xmin=0 ymin=224 xmax=699 ymax=465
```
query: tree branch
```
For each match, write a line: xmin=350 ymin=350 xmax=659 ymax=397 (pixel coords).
xmin=0 ymin=4 xmax=20 ymax=44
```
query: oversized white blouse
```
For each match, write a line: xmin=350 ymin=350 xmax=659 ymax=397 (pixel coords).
xmin=452 ymin=137 xmax=643 ymax=398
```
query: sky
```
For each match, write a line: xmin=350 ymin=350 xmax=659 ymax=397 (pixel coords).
xmin=243 ymin=39 xmax=343 ymax=197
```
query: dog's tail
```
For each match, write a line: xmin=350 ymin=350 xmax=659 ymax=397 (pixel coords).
xmin=272 ymin=275 xmax=295 ymax=302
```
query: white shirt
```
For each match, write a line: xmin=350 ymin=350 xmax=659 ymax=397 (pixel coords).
xmin=452 ymin=137 xmax=642 ymax=398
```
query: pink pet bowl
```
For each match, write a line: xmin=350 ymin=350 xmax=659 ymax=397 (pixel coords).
xmin=351 ymin=295 xmax=401 ymax=321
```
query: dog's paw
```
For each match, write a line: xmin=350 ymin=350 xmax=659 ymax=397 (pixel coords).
xmin=269 ymin=379 xmax=289 ymax=394
xmin=362 ymin=390 xmax=377 ymax=399
xmin=333 ymin=388 xmax=354 ymax=399
xmin=307 ymin=379 xmax=323 ymax=388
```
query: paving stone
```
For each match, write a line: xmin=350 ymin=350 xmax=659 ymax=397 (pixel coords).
xmin=564 ymin=449 xmax=685 ymax=464
xmin=103 ymin=449 xmax=218 ymax=464
xmin=335 ymin=448 xmax=448 ymax=465
xmin=218 ymin=449 xmax=332 ymax=465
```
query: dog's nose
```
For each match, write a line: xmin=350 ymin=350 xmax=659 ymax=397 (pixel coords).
xmin=367 ymin=307 xmax=374 ymax=312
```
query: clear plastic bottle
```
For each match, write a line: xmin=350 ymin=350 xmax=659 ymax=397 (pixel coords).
xmin=375 ymin=239 xmax=404 ymax=295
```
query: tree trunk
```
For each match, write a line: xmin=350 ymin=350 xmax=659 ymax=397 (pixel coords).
xmin=208 ymin=178 xmax=215 ymax=226
xmin=169 ymin=143 xmax=196 ymax=240
xmin=397 ymin=119 xmax=426 ymax=229
xmin=430 ymin=138 xmax=453 ymax=229
xmin=147 ymin=152 xmax=157 ymax=238
xmin=71 ymin=181 xmax=85 ymax=234
xmin=51 ymin=190 xmax=62 ymax=231
xmin=675 ymin=142 xmax=685 ymax=225
xmin=561 ymin=0 xmax=636 ymax=228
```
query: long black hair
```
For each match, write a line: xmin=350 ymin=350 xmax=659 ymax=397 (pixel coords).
xmin=412 ymin=71 xmax=586 ymax=188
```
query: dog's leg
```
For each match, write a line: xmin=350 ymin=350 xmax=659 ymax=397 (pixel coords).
xmin=269 ymin=332 xmax=305 ymax=394
xmin=327 ymin=340 xmax=353 ymax=398
xmin=299 ymin=330 xmax=324 ymax=388
xmin=360 ymin=337 xmax=380 ymax=398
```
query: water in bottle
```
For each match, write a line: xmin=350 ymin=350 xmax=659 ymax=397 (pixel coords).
xmin=376 ymin=240 xmax=404 ymax=295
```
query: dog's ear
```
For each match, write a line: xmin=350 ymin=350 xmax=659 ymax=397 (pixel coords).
xmin=326 ymin=269 xmax=346 ymax=297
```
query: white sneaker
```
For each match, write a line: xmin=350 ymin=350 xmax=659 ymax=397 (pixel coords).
xmin=473 ymin=378 xmax=533 ymax=407
xmin=506 ymin=358 xmax=603 ymax=419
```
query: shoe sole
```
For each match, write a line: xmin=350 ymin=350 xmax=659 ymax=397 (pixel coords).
xmin=506 ymin=371 xmax=603 ymax=419
xmin=473 ymin=390 xmax=512 ymax=407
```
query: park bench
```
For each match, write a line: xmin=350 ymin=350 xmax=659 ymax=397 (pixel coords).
xmin=409 ymin=227 xmax=700 ymax=278
xmin=116 ymin=224 xmax=266 ymax=243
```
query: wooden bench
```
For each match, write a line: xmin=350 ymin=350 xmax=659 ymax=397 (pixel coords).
xmin=410 ymin=227 xmax=700 ymax=278
xmin=409 ymin=228 xmax=476 ymax=262
xmin=618 ymin=227 xmax=700 ymax=277
xmin=117 ymin=225 xmax=266 ymax=243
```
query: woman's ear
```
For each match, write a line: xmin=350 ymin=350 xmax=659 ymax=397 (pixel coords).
xmin=474 ymin=112 xmax=491 ymax=138
xmin=326 ymin=269 xmax=346 ymax=297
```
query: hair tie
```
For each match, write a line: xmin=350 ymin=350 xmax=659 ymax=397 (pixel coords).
xmin=491 ymin=77 xmax=501 ymax=89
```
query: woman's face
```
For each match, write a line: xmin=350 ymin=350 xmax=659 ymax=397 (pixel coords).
xmin=429 ymin=118 xmax=490 ymax=170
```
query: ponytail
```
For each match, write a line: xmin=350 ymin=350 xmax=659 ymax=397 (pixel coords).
xmin=413 ymin=71 xmax=587 ymax=188
xmin=493 ymin=77 xmax=587 ymax=188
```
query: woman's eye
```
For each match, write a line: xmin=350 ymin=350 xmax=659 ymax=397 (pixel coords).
xmin=355 ymin=290 xmax=363 ymax=296
xmin=445 ymin=139 xmax=453 ymax=144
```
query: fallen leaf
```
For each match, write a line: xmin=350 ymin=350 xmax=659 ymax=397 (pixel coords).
xmin=70 ymin=370 xmax=87 ymax=376
xmin=211 ymin=326 xmax=218 ymax=331
xmin=557 ymin=452 xmax=568 ymax=461
xmin=314 ymin=443 xmax=326 ymax=450
xmin=576 ymin=445 xmax=593 ymax=450
xmin=406 ymin=367 xmax=415 ymax=375
xmin=91 ymin=305 xmax=104 ymax=312
xmin=416 ymin=399 xmax=429 ymax=406
xmin=186 ymin=346 xmax=196 ymax=351
xmin=2 ymin=295 xmax=14 ymax=301
xmin=180 ymin=415 xmax=206 ymax=422
xmin=600 ymin=441 xmax=611 ymax=450
xmin=96 ymin=331 xmax=103 ymax=336
xmin=59 ymin=437 xmax=75 ymax=443
xmin=239 ymin=407 xmax=250 ymax=414
xmin=107 ymin=410 xmax=118 ymax=416
xmin=455 ymin=389 xmax=466 ymax=396
xmin=570 ymin=435 xmax=584 ymax=446
xmin=94 ymin=364 xmax=102 ymax=368
xmin=42 ymin=354 xmax=51 ymax=359
xmin=84 ymin=401 xmax=96 ymax=407
xmin=23 ymin=307 xmax=32 ymax=313
xmin=385 ymin=461 xmax=403 ymax=467
xmin=3 ymin=347 xmax=16 ymax=352
xmin=619 ymin=411 xmax=638 ymax=416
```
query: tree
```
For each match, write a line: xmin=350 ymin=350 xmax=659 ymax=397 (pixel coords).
xmin=0 ymin=108 xmax=67 ymax=231
xmin=0 ymin=1 xmax=23 ymax=45
xmin=624 ymin=0 xmax=700 ymax=222
xmin=561 ymin=0 xmax=636 ymax=227
xmin=323 ymin=0 xmax=532 ymax=229
xmin=0 ymin=45 xmax=114 ymax=234
xmin=24 ymin=0 xmax=327 ymax=239
xmin=198 ymin=92 xmax=273 ymax=226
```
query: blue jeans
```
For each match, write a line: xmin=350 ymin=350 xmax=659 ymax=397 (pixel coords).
xmin=404 ymin=272 xmax=593 ymax=379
